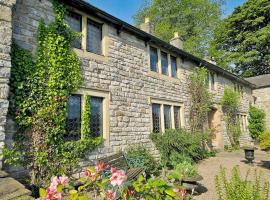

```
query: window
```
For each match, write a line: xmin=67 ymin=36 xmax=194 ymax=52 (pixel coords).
xmin=152 ymin=104 xmax=161 ymax=133
xmin=87 ymin=19 xmax=102 ymax=54
xmin=238 ymin=114 xmax=248 ymax=133
xmin=150 ymin=47 xmax=158 ymax=72
xmin=66 ymin=95 xmax=81 ymax=140
xmin=174 ymin=106 xmax=181 ymax=129
xmin=164 ymin=105 xmax=171 ymax=129
xmin=171 ymin=56 xmax=177 ymax=78
xmin=161 ymin=51 xmax=168 ymax=75
xmin=210 ymin=72 xmax=215 ymax=90
xmin=90 ymin=96 xmax=103 ymax=137
xmin=66 ymin=12 xmax=82 ymax=49
xmin=151 ymin=100 xmax=183 ymax=132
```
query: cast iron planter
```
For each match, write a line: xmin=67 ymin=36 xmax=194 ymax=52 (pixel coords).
xmin=244 ymin=147 xmax=255 ymax=164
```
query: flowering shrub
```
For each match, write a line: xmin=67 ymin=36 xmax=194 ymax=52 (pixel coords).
xmin=38 ymin=162 xmax=188 ymax=200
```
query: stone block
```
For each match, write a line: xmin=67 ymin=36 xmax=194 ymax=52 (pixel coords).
xmin=0 ymin=4 xmax=11 ymax=21
xmin=0 ymin=0 xmax=16 ymax=7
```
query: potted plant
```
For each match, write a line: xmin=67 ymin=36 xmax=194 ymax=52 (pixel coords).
xmin=168 ymin=161 xmax=202 ymax=193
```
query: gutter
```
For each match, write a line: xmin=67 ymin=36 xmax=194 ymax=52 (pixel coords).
xmin=60 ymin=0 xmax=256 ymax=89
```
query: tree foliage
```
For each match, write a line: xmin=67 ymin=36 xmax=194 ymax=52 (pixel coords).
xmin=5 ymin=1 xmax=101 ymax=186
xmin=133 ymin=0 xmax=224 ymax=57
xmin=209 ymin=0 xmax=270 ymax=77
xmin=248 ymin=106 xmax=265 ymax=139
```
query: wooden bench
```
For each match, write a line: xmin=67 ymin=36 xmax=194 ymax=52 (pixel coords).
xmin=97 ymin=152 xmax=144 ymax=180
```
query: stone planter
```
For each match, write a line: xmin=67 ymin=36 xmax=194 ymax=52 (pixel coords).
xmin=244 ymin=147 xmax=255 ymax=164
xmin=181 ymin=174 xmax=203 ymax=193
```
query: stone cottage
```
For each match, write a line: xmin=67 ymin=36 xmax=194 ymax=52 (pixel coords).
xmin=0 ymin=0 xmax=255 ymax=171
xmin=246 ymin=74 xmax=270 ymax=131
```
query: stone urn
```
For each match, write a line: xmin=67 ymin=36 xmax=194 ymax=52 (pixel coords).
xmin=244 ymin=147 xmax=255 ymax=164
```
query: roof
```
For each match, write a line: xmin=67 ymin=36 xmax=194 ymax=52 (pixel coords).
xmin=245 ymin=74 xmax=270 ymax=88
xmin=60 ymin=0 xmax=256 ymax=89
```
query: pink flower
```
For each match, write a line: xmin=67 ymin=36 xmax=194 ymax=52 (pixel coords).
xmin=110 ymin=170 xmax=127 ymax=187
xmin=50 ymin=177 xmax=59 ymax=188
xmin=173 ymin=188 xmax=186 ymax=198
xmin=128 ymin=188 xmax=135 ymax=196
xmin=44 ymin=186 xmax=62 ymax=200
xmin=58 ymin=176 xmax=68 ymax=186
xmin=95 ymin=162 xmax=105 ymax=173
xmin=107 ymin=189 xmax=116 ymax=200
xmin=110 ymin=167 xmax=117 ymax=173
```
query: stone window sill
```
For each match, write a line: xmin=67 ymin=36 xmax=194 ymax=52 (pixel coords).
xmin=147 ymin=71 xmax=181 ymax=83
xmin=74 ymin=48 xmax=108 ymax=62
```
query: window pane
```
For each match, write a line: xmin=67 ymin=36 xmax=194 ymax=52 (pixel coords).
xmin=90 ymin=97 xmax=103 ymax=137
xmin=66 ymin=12 xmax=82 ymax=49
xmin=87 ymin=19 xmax=102 ymax=54
xmin=152 ymin=104 xmax=161 ymax=133
xmin=164 ymin=105 xmax=171 ymax=129
xmin=66 ymin=95 xmax=81 ymax=140
xmin=161 ymin=52 xmax=168 ymax=75
xmin=171 ymin=56 xmax=177 ymax=78
xmin=210 ymin=72 xmax=215 ymax=90
xmin=150 ymin=47 xmax=158 ymax=72
xmin=174 ymin=106 xmax=181 ymax=129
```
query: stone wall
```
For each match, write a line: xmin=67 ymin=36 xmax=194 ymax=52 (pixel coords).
xmin=253 ymin=87 xmax=270 ymax=131
xmin=3 ymin=0 xmax=253 ymax=171
xmin=0 ymin=0 xmax=16 ymax=169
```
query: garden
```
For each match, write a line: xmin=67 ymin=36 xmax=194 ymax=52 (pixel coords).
xmin=2 ymin=0 xmax=270 ymax=200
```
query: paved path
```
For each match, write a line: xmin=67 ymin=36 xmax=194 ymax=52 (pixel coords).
xmin=194 ymin=150 xmax=270 ymax=200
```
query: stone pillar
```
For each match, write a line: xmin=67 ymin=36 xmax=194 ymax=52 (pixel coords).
xmin=0 ymin=0 xmax=16 ymax=169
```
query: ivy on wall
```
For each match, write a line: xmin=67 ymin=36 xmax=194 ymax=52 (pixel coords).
xmin=221 ymin=87 xmax=241 ymax=148
xmin=4 ymin=1 xmax=102 ymax=186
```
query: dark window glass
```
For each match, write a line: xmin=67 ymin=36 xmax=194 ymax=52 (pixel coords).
xmin=164 ymin=105 xmax=171 ymax=129
xmin=150 ymin=47 xmax=158 ymax=72
xmin=205 ymin=73 xmax=210 ymax=87
xmin=210 ymin=72 xmax=215 ymax=90
xmin=174 ymin=106 xmax=181 ymax=129
xmin=152 ymin=104 xmax=161 ymax=133
xmin=161 ymin=52 xmax=168 ymax=75
xmin=171 ymin=56 xmax=177 ymax=78
xmin=66 ymin=12 xmax=82 ymax=49
xmin=66 ymin=95 xmax=81 ymax=140
xmin=87 ymin=19 xmax=102 ymax=54
xmin=90 ymin=96 xmax=103 ymax=137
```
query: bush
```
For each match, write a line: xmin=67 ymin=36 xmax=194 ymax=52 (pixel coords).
xmin=150 ymin=129 xmax=212 ymax=168
xmin=215 ymin=166 xmax=270 ymax=200
xmin=168 ymin=161 xmax=198 ymax=180
xmin=259 ymin=131 xmax=270 ymax=150
xmin=124 ymin=145 xmax=159 ymax=176
xmin=249 ymin=106 xmax=266 ymax=139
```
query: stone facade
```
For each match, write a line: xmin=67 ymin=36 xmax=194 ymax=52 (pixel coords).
xmin=0 ymin=0 xmax=16 ymax=169
xmin=253 ymin=87 xmax=270 ymax=131
xmin=0 ymin=0 xmax=254 ymax=171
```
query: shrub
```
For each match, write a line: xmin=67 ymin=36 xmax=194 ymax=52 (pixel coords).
xmin=259 ymin=131 xmax=270 ymax=150
xmin=168 ymin=161 xmax=198 ymax=180
xmin=124 ymin=145 xmax=159 ymax=176
xmin=150 ymin=129 xmax=212 ymax=168
xmin=248 ymin=106 xmax=266 ymax=139
xmin=215 ymin=166 xmax=270 ymax=200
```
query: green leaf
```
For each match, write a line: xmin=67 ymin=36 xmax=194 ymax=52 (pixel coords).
xmin=39 ymin=188 xmax=46 ymax=197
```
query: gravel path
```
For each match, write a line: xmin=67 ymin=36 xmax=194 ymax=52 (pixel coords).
xmin=194 ymin=150 xmax=270 ymax=200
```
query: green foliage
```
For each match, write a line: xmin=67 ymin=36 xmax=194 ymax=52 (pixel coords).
xmin=124 ymin=145 xmax=160 ymax=176
xmin=150 ymin=129 xmax=212 ymax=168
xmin=5 ymin=1 xmax=101 ymax=186
xmin=168 ymin=161 xmax=198 ymax=180
xmin=133 ymin=0 xmax=224 ymax=57
xmin=209 ymin=0 xmax=270 ymax=77
xmin=248 ymin=106 xmax=266 ymax=139
xmin=221 ymin=87 xmax=241 ymax=147
xmin=259 ymin=131 xmax=270 ymax=150
xmin=188 ymin=67 xmax=213 ymax=132
xmin=81 ymin=96 xmax=91 ymax=139
xmin=215 ymin=166 xmax=270 ymax=200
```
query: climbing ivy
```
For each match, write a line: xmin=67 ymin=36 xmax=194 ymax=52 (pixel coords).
xmin=221 ymin=87 xmax=241 ymax=148
xmin=4 ymin=1 xmax=101 ymax=186
xmin=81 ymin=95 xmax=91 ymax=139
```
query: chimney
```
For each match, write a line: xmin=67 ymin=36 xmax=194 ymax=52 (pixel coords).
xmin=204 ymin=56 xmax=217 ymax=65
xmin=170 ymin=32 xmax=184 ymax=49
xmin=140 ymin=17 xmax=154 ymax=35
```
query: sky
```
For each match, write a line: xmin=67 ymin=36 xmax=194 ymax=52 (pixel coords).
xmin=87 ymin=0 xmax=247 ymax=25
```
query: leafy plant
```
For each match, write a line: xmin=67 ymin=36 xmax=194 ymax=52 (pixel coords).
xmin=150 ymin=129 xmax=212 ymax=168
xmin=248 ymin=106 xmax=265 ymax=139
xmin=168 ymin=161 xmax=198 ymax=181
xmin=124 ymin=145 xmax=160 ymax=176
xmin=3 ymin=1 xmax=101 ymax=186
xmin=259 ymin=131 xmax=270 ymax=150
xmin=188 ymin=67 xmax=213 ymax=132
xmin=221 ymin=87 xmax=241 ymax=148
xmin=215 ymin=166 xmax=270 ymax=200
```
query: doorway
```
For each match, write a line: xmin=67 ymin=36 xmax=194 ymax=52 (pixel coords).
xmin=208 ymin=107 xmax=223 ymax=150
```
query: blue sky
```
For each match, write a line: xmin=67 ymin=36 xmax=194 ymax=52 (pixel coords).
xmin=87 ymin=0 xmax=247 ymax=25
